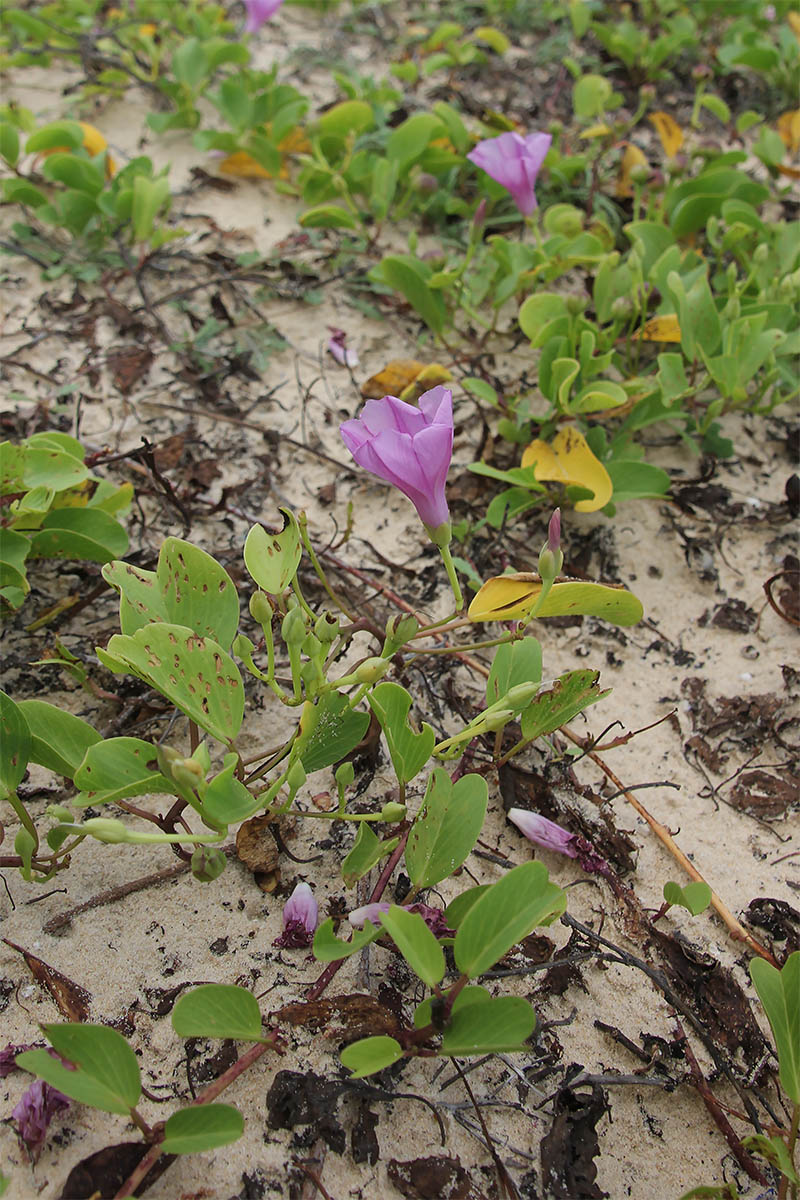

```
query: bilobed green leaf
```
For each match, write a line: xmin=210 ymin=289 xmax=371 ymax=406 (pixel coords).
xmin=299 ymin=204 xmax=359 ymax=230
xmin=487 ymin=638 xmax=542 ymax=706
xmin=21 ymin=446 xmax=87 ymax=491
xmin=160 ymin=1105 xmax=244 ymax=1155
xmin=379 ymin=906 xmax=445 ymax=987
xmin=0 ymin=690 xmax=30 ymax=796
xmin=340 ymin=1036 xmax=403 ymax=1079
xmin=156 ymin=537 xmax=239 ymax=649
xmin=17 ymin=1024 xmax=140 ymax=1115
xmin=132 ymin=174 xmax=170 ymax=241
xmin=342 ymin=822 xmax=399 ymax=886
xmin=749 ymin=952 xmax=800 ymax=1104
xmin=72 ymin=737 xmax=176 ymax=807
xmin=17 ymin=700 xmax=101 ymax=777
xmin=100 ymin=624 xmax=244 ymax=743
xmin=300 ymin=691 xmax=370 ymax=775
xmin=441 ymin=993 xmax=536 ymax=1055
xmin=243 ymin=512 xmax=301 ymax=594
xmin=667 ymin=270 xmax=721 ymax=361
xmin=455 ymin=861 xmax=566 ymax=979
xmin=406 ymin=769 xmax=488 ymax=890
xmin=368 ymin=683 xmax=435 ymax=785
xmin=172 ymin=984 xmax=264 ymax=1041
xmin=663 ymin=880 xmax=712 ymax=916
xmin=29 ymin=508 xmax=128 ymax=563
xmin=102 ymin=560 xmax=165 ymax=635
xmin=520 ymin=669 xmax=610 ymax=741
xmin=313 ymin=916 xmax=382 ymax=962
xmin=374 ymin=255 xmax=446 ymax=335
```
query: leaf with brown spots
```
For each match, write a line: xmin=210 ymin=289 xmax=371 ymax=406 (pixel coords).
xmin=3 ymin=938 xmax=91 ymax=1021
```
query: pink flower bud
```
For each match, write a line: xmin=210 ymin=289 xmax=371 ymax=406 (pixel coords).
xmin=547 ymin=507 xmax=561 ymax=554
xmin=274 ymin=881 xmax=318 ymax=948
xmin=508 ymin=808 xmax=608 ymax=875
xmin=327 ymin=327 xmax=359 ymax=368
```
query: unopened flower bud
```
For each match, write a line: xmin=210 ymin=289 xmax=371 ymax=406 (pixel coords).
xmin=385 ymin=612 xmax=419 ymax=650
xmin=274 ymin=881 xmax=318 ymax=948
xmin=281 ymin=605 xmax=307 ymax=647
xmin=566 ymin=294 xmax=587 ymax=316
xmin=191 ymin=845 xmax=227 ymax=882
xmin=753 ymin=243 xmax=769 ymax=265
xmin=354 ymin=656 xmax=391 ymax=684
xmin=47 ymin=804 xmax=74 ymax=823
xmin=629 ymin=163 xmax=650 ymax=185
xmin=315 ymin=612 xmax=339 ymax=643
xmin=416 ymin=172 xmax=438 ymax=194
xmin=286 ymin=760 xmax=306 ymax=793
xmin=301 ymin=632 xmax=323 ymax=660
xmin=483 ymin=708 xmax=513 ymax=732
xmin=379 ymin=801 xmax=406 ymax=823
xmin=81 ymin=817 xmax=129 ymax=843
xmin=249 ymin=590 xmax=273 ymax=626
xmin=335 ymin=760 xmax=355 ymax=789
xmin=472 ymin=197 xmax=487 ymax=232
xmin=503 ymin=681 xmax=540 ymax=709
xmin=611 ymin=296 xmax=633 ymax=320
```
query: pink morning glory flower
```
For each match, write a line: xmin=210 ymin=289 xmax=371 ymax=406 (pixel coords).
xmin=273 ymin=881 xmax=318 ymax=948
xmin=348 ymin=901 xmax=455 ymax=939
xmin=508 ymin=808 xmax=608 ymax=875
xmin=467 ymin=131 xmax=552 ymax=216
xmin=243 ymin=0 xmax=285 ymax=34
xmin=340 ymin=386 xmax=454 ymax=535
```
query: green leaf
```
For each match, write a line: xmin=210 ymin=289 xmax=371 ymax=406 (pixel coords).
xmin=22 ymin=446 xmax=87 ymax=491
xmin=17 ymin=700 xmax=101 ymax=777
xmin=605 ymin=460 xmax=671 ymax=503
xmin=663 ymin=880 xmax=712 ymax=916
xmin=41 ymin=153 xmax=104 ymax=196
xmin=573 ymin=74 xmax=613 ymax=118
xmin=131 ymin=174 xmax=170 ymax=242
xmin=386 ymin=114 xmax=445 ymax=172
xmin=316 ymin=99 xmax=374 ymax=140
xmin=172 ymin=38 xmax=209 ymax=89
xmin=379 ymin=905 xmax=445 ymax=987
xmin=202 ymin=753 xmax=261 ymax=825
xmin=455 ymin=861 xmax=566 ymax=978
xmin=299 ymin=204 xmax=359 ymax=230
xmin=667 ymin=270 xmax=721 ymax=361
xmin=160 ymin=1104 xmax=244 ymax=1155
xmin=312 ymin=916 xmax=382 ymax=962
xmin=373 ymin=255 xmax=446 ymax=335
xmin=340 ymin=1035 xmax=403 ymax=1078
xmin=487 ymin=638 xmax=542 ymax=706
xmin=158 ymin=537 xmax=239 ymax=647
xmin=17 ymin=1024 xmax=140 ymax=1115
xmin=2 ymin=178 xmax=47 ymax=207
xmin=172 ymin=984 xmax=264 ymax=1041
xmin=469 ymin=577 xmax=643 ymax=626
xmin=100 ymin=624 xmax=244 ymax=743
xmin=445 ymin=885 xmax=490 ymax=929
xmin=25 ymin=121 xmax=84 ymax=153
xmin=441 ymin=993 xmax=536 ymax=1055
xmin=740 ymin=1133 xmax=800 ymax=1185
xmin=0 ymin=690 xmax=30 ymax=796
xmin=0 ymin=527 xmax=31 ymax=596
xmin=29 ymin=508 xmax=128 ymax=564
xmin=521 ymin=669 xmax=609 ymax=742
xmin=368 ymin=683 xmax=435 ymax=786
xmin=72 ymin=737 xmax=175 ymax=807
xmin=243 ymin=512 xmax=302 ymax=594
xmin=0 ymin=121 xmax=19 ymax=167
xmin=406 ymin=769 xmax=488 ymax=890
xmin=518 ymin=292 xmax=569 ymax=348
xmin=342 ymin=822 xmax=400 ymax=887
xmin=749 ymin=952 xmax=800 ymax=1104
xmin=300 ymin=692 xmax=370 ymax=775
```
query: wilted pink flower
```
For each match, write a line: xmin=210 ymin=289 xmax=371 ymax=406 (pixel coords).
xmin=1 ymin=1044 xmax=39 ymax=1078
xmin=274 ymin=881 xmax=318 ymax=948
xmin=467 ymin=131 xmax=552 ymax=216
xmin=243 ymin=0 xmax=284 ymax=34
xmin=348 ymin=901 xmax=454 ymax=939
xmin=12 ymin=1078 xmax=70 ymax=1161
xmin=327 ymin=328 xmax=359 ymax=368
xmin=340 ymin=386 xmax=454 ymax=535
xmin=508 ymin=808 xmax=608 ymax=875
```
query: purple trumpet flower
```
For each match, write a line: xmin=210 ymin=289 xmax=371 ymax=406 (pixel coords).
xmin=243 ymin=0 xmax=285 ymax=34
xmin=467 ymin=131 xmax=552 ymax=216
xmin=340 ymin=386 xmax=454 ymax=537
xmin=12 ymin=1078 xmax=70 ymax=1161
xmin=508 ymin=808 xmax=608 ymax=875
xmin=274 ymin=881 xmax=318 ymax=948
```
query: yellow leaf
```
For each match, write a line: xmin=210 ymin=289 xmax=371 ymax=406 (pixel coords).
xmin=616 ymin=142 xmax=648 ymax=198
xmin=579 ymin=122 xmax=612 ymax=139
xmin=521 ymin=427 xmax=612 ymax=513
xmin=777 ymin=110 xmax=800 ymax=153
xmin=398 ymin=363 xmax=453 ymax=402
xmin=634 ymin=314 xmax=682 ymax=343
xmin=43 ymin=121 xmax=115 ymax=178
xmin=648 ymin=110 xmax=684 ymax=157
xmin=776 ymin=162 xmax=800 ymax=178
xmin=789 ymin=11 xmax=800 ymax=44
xmin=218 ymin=150 xmax=273 ymax=179
xmin=468 ymin=575 xmax=644 ymax=625
xmin=278 ymin=128 xmax=311 ymax=156
xmin=138 ymin=23 xmax=157 ymax=36
xmin=360 ymin=360 xmax=452 ymax=401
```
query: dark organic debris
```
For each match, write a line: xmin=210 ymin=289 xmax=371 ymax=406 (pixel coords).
xmin=272 ymin=992 xmax=405 ymax=1043
xmin=266 ymin=1069 xmax=346 ymax=1153
xmin=387 ymin=1154 xmax=490 ymax=1200
xmin=3 ymin=938 xmax=91 ymax=1021
xmin=57 ymin=1142 xmax=174 ymax=1199
xmin=539 ymin=1085 xmax=609 ymax=1199
xmin=728 ymin=768 xmax=799 ymax=819
xmin=698 ymin=598 xmax=757 ymax=633
xmin=744 ymin=898 xmax=800 ymax=963
xmin=351 ymin=1101 xmax=380 ymax=1165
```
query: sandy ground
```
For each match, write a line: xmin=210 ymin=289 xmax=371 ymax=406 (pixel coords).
xmin=1 ymin=5 xmax=799 ymax=1199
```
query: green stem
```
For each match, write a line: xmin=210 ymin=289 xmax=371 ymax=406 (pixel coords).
xmin=298 ymin=515 xmax=357 ymax=621
xmin=438 ymin=540 xmax=464 ymax=612
xmin=780 ymin=1102 xmax=800 ymax=1200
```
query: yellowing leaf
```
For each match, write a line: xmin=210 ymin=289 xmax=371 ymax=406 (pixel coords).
xmin=279 ymin=128 xmax=311 ymax=156
xmin=138 ymin=23 xmax=157 ymax=36
xmin=43 ymin=121 xmax=115 ymax=177
xmin=468 ymin=575 xmax=644 ymax=625
xmin=360 ymin=360 xmax=451 ymax=401
xmin=521 ymin=427 xmax=612 ymax=513
xmin=777 ymin=110 xmax=800 ymax=153
xmin=648 ymin=111 xmax=684 ymax=157
xmin=634 ymin=314 xmax=682 ymax=343
xmin=579 ymin=122 xmax=612 ymax=139
xmin=218 ymin=151 xmax=273 ymax=179
xmin=776 ymin=162 xmax=800 ymax=179
xmin=789 ymin=11 xmax=800 ymax=44
xmin=616 ymin=142 xmax=648 ymax=198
